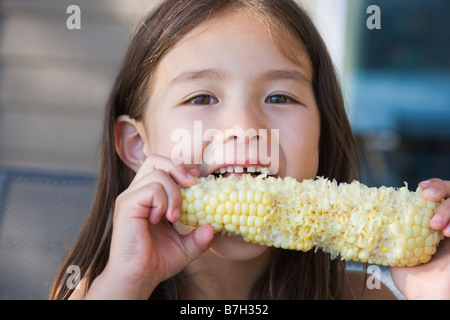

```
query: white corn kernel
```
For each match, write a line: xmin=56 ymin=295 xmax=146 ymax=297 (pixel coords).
xmin=223 ymin=214 xmax=231 ymax=225
xmin=229 ymin=191 xmax=238 ymax=203
xmin=225 ymin=201 xmax=234 ymax=214
xmin=209 ymin=195 xmax=219 ymax=208
xmin=246 ymin=190 xmax=255 ymax=203
xmin=249 ymin=203 xmax=257 ymax=216
xmin=216 ymin=203 xmax=225 ymax=215
xmin=254 ymin=190 xmax=263 ymax=203
xmin=218 ymin=192 xmax=228 ymax=203
xmin=194 ymin=189 xmax=204 ymax=200
xmin=257 ymin=203 xmax=266 ymax=217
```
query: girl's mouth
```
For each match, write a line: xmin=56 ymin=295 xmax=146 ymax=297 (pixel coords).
xmin=211 ymin=165 xmax=275 ymax=179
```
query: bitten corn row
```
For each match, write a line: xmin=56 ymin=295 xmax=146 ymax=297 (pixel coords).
xmin=180 ymin=175 xmax=444 ymax=266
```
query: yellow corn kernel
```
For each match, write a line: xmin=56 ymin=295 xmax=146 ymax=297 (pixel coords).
xmin=241 ymin=202 xmax=249 ymax=215
xmin=225 ymin=201 xmax=234 ymax=214
xmin=216 ymin=203 xmax=225 ymax=215
xmin=218 ymin=191 xmax=228 ymax=203
xmin=247 ymin=216 xmax=255 ymax=227
xmin=249 ymin=203 xmax=257 ymax=216
xmin=195 ymin=211 xmax=205 ymax=220
xmin=262 ymin=192 xmax=272 ymax=205
xmin=194 ymin=199 xmax=204 ymax=212
xmin=223 ymin=214 xmax=232 ymax=225
xmin=214 ymin=213 xmax=223 ymax=224
xmin=194 ymin=188 xmax=204 ymax=200
xmin=405 ymin=214 xmax=414 ymax=226
xmin=205 ymin=205 xmax=215 ymax=215
xmin=179 ymin=175 xmax=443 ymax=267
xmin=238 ymin=190 xmax=246 ymax=202
xmin=185 ymin=189 xmax=195 ymax=202
xmin=257 ymin=203 xmax=266 ymax=217
xmin=187 ymin=203 xmax=195 ymax=215
xmin=239 ymin=215 xmax=248 ymax=226
xmin=209 ymin=195 xmax=219 ymax=208
xmin=246 ymin=190 xmax=255 ymax=203
xmin=254 ymin=216 xmax=263 ymax=228
xmin=234 ymin=202 xmax=241 ymax=215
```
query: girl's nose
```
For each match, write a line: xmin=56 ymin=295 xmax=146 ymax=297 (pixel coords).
xmin=215 ymin=100 xmax=272 ymax=164
xmin=219 ymin=99 xmax=264 ymax=144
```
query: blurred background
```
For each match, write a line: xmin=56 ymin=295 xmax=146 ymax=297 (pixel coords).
xmin=0 ymin=0 xmax=449 ymax=299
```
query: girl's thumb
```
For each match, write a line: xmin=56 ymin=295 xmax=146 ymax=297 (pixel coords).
xmin=181 ymin=225 xmax=214 ymax=263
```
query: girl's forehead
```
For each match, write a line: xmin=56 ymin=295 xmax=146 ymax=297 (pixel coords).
xmin=161 ymin=9 xmax=313 ymax=80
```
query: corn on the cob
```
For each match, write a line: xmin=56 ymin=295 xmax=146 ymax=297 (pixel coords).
xmin=179 ymin=175 xmax=444 ymax=266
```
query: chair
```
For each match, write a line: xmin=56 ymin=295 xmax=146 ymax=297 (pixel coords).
xmin=0 ymin=168 xmax=96 ymax=299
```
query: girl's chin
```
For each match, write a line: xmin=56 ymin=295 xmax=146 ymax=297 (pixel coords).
xmin=173 ymin=222 xmax=269 ymax=261
xmin=209 ymin=232 xmax=269 ymax=261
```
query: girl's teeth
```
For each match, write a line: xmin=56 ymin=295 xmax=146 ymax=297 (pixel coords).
xmin=234 ymin=166 xmax=244 ymax=173
xmin=213 ymin=166 xmax=273 ymax=175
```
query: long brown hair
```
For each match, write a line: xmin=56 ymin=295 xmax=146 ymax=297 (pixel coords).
xmin=50 ymin=0 xmax=359 ymax=300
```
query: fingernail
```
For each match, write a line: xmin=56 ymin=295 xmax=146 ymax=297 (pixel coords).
xmin=186 ymin=172 xmax=195 ymax=180
xmin=444 ymin=225 xmax=450 ymax=236
xmin=419 ymin=180 xmax=432 ymax=187
xmin=423 ymin=187 xmax=438 ymax=197
xmin=172 ymin=208 xmax=180 ymax=220
xmin=187 ymin=169 xmax=199 ymax=180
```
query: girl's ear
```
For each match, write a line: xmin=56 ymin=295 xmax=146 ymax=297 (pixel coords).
xmin=114 ymin=115 xmax=147 ymax=173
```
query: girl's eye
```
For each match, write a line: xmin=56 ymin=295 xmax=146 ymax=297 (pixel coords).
xmin=265 ymin=94 xmax=298 ymax=104
xmin=185 ymin=95 xmax=219 ymax=105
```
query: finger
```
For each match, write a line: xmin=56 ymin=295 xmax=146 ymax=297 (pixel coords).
xmin=419 ymin=178 xmax=450 ymax=202
xmin=180 ymin=225 xmax=214 ymax=263
xmin=151 ymin=170 xmax=183 ymax=223
xmin=131 ymin=168 xmax=188 ymax=222
xmin=169 ymin=165 xmax=200 ymax=187
xmin=146 ymin=183 xmax=170 ymax=224
xmin=115 ymin=182 xmax=168 ymax=224
xmin=130 ymin=169 xmax=184 ymax=223
xmin=133 ymin=155 xmax=198 ymax=188
xmin=430 ymin=199 xmax=450 ymax=236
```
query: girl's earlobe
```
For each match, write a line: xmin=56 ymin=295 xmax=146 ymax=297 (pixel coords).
xmin=114 ymin=115 xmax=147 ymax=173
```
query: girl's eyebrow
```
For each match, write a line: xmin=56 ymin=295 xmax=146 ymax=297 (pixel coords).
xmin=169 ymin=68 xmax=311 ymax=86
xmin=257 ymin=69 xmax=311 ymax=85
xmin=169 ymin=68 xmax=228 ymax=86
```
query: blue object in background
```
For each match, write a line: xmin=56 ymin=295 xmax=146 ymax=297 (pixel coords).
xmin=349 ymin=0 xmax=450 ymax=188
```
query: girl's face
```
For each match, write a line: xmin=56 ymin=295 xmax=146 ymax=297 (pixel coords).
xmin=139 ymin=11 xmax=320 ymax=260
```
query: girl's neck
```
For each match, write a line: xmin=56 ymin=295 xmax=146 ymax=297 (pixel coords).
xmin=181 ymin=248 xmax=273 ymax=300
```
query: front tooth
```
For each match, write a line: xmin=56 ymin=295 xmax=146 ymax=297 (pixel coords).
xmin=227 ymin=166 xmax=234 ymax=173
xmin=220 ymin=167 xmax=227 ymax=174
xmin=234 ymin=166 xmax=244 ymax=173
xmin=247 ymin=166 xmax=256 ymax=173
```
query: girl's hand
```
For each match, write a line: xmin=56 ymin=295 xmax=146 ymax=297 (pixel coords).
xmin=391 ymin=178 xmax=450 ymax=299
xmin=86 ymin=155 xmax=214 ymax=299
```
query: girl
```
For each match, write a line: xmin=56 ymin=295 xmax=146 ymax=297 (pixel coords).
xmin=51 ymin=0 xmax=450 ymax=300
